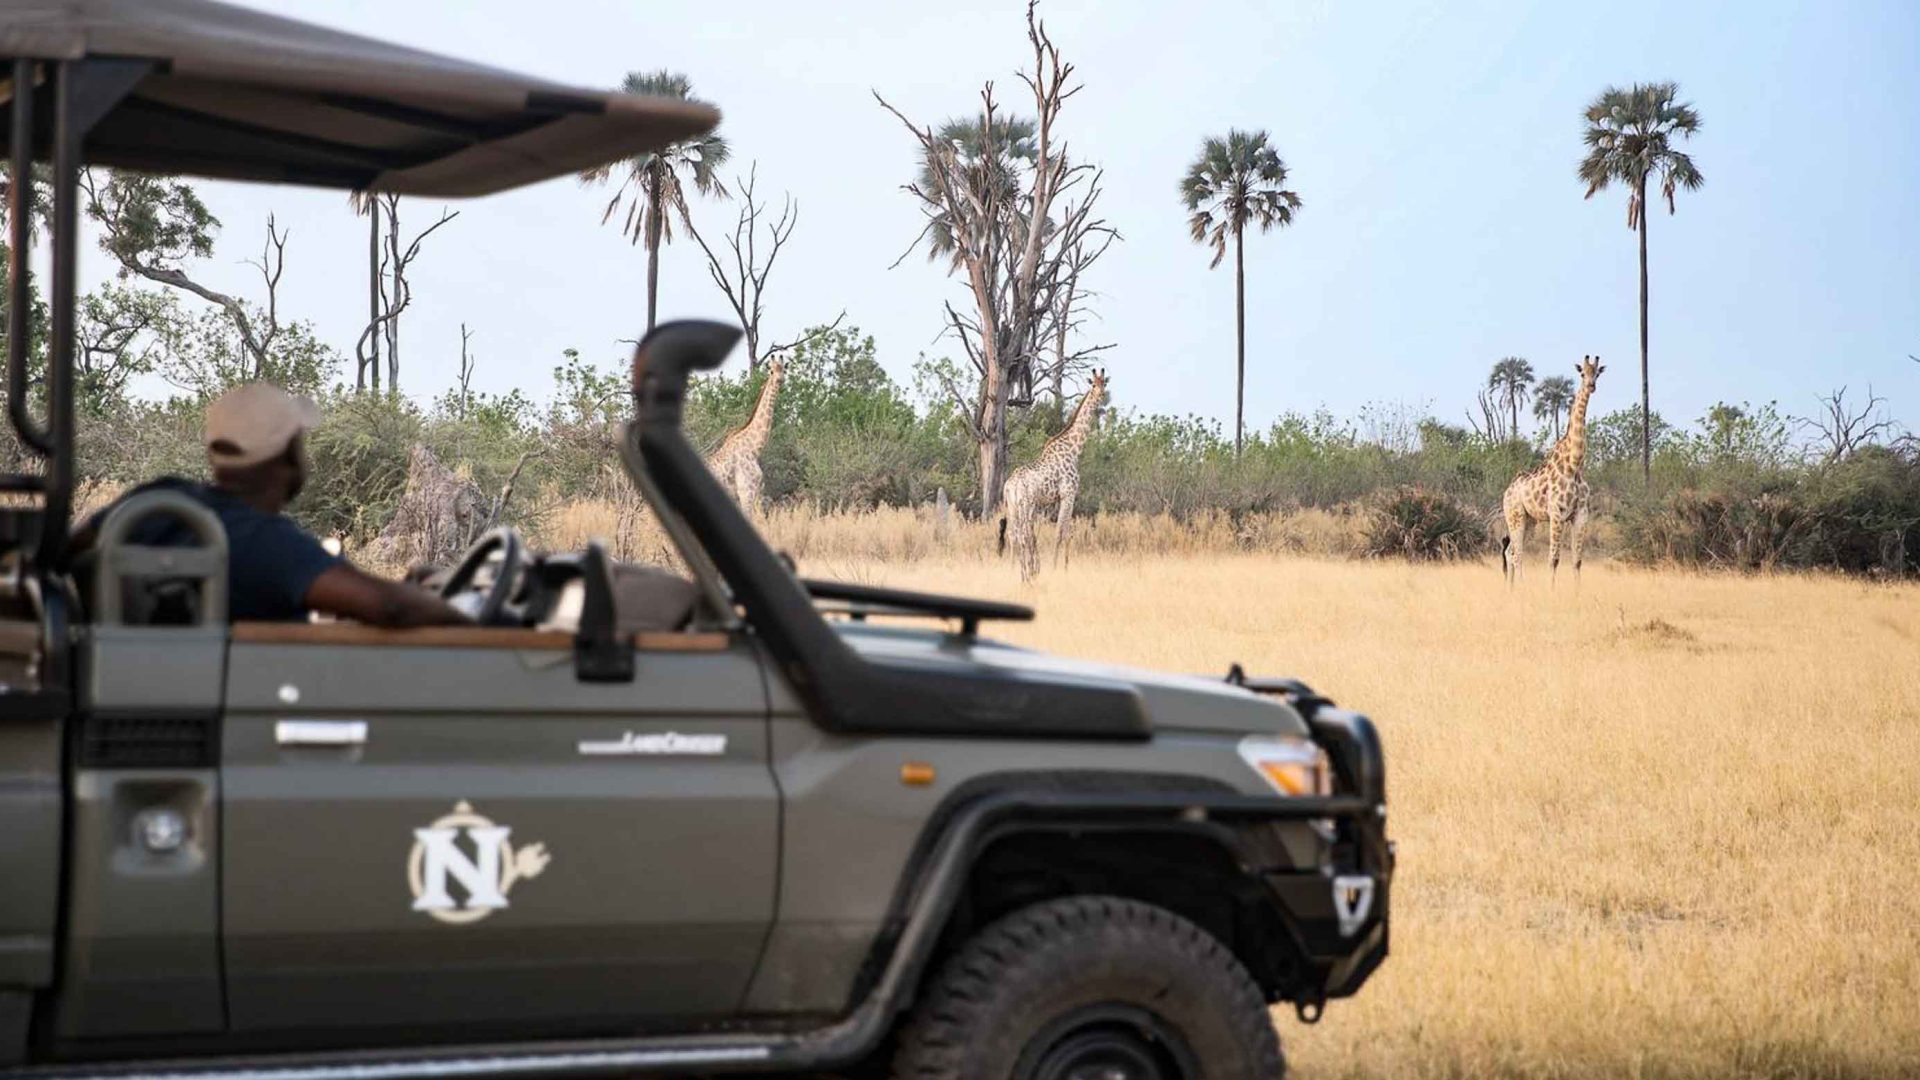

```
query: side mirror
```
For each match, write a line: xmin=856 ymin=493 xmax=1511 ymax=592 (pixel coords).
xmin=573 ymin=542 xmax=633 ymax=683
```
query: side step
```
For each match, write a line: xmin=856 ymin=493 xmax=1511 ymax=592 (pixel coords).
xmin=7 ymin=1036 xmax=788 ymax=1080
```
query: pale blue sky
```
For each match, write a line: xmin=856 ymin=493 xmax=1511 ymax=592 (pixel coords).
xmin=148 ymin=0 xmax=1920 ymax=435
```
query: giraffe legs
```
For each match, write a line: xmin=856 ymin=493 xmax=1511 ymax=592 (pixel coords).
xmin=1012 ymin=510 xmax=1039 ymax=582
xmin=1547 ymin=514 xmax=1565 ymax=587
xmin=1053 ymin=487 xmax=1077 ymax=569
xmin=1570 ymin=502 xmax=1590 ymax=585
xmin=1003 ymin=492 xmax=1039 ymax=582
xmin=737 ymin=462 xmax=764 ymax=518
xmin=1503 ymin=506 xmax=1529 ymax=586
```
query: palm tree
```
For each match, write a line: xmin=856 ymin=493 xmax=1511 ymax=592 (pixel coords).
xmin=1533 ymin=375 xmax=1576 ymax=440
xmin=1181 ymin=130 xmax=1301 ymax=457
xmin=1488 ymin=356 xmax=1535 ymax=440
xmin=1578 ymin=81 xmax=1703 ymax=484
xmin=918 ymin=115 xmax=1037 ymax=272
xmin=582 ymin=71 xmax=730 ymax=333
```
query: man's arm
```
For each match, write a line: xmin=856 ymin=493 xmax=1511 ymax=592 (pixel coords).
xmin=304 ymin=563 xmax=471 ymax=627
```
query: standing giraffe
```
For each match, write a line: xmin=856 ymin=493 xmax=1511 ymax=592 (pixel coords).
xmin=1502 ymin=355 xmax=1604 ymax=585
xmin=705 ymin=358 xmax=783 ymax=511
xmin=997 ymin=370 xmax=1109 ymax=581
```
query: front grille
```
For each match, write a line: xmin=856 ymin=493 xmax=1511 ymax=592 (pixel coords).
xmin=81 ymin=713 xmax=216 ymax=767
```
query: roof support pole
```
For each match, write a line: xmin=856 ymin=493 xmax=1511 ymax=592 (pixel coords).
xmin=39 ymin=60 xmax=78 ymax=568
xmin=8 ymin=58 xmax=50 ymax=460
xmin=27 ymin=58 xmax=146 ymax=568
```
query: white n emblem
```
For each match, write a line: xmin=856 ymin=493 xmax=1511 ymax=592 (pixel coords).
xmin=405 ymin=801 xmax=550 ymax=924
xmin=412 ymin=824 xmax=512 ymax=913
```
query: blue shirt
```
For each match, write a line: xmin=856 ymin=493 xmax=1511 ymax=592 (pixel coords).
xmin=88 ymin=478 xmax=342 ymax=623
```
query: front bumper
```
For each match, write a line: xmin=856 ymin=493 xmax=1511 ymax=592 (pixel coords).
xmin=1228 ymin=674 xmax=1394 ymax=1003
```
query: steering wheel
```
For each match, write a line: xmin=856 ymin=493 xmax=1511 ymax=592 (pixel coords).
xmin=440 ymin=526 xmax=526 ymax=625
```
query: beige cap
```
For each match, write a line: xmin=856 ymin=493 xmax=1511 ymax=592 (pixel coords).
xmin=204 ymin=382 xmax=320 ymax=468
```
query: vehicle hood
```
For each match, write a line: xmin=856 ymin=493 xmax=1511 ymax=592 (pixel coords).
xmin=835 ymin=624 xmax=1308 ymax=737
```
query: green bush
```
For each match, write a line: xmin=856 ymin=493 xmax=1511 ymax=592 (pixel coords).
xmin=297 ymin=391 xmax=421 ymax=542
xmin=1362 ymin=486 xmax=1490 ymax=561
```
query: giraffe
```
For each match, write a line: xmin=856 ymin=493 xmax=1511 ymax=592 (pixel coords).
xmin=997 ymin=370 xmax=1109 ymax=581
xmin=1502 ymin=355 xmax=1604 ymax=585
xmin=705 ymin=358 xmax=783 ymax=512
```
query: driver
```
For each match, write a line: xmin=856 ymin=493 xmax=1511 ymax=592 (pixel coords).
xmin=77 ymin=383 xmax=469 ymax=626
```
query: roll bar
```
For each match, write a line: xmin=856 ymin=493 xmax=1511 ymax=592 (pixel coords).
xmin=3 ymin=58 xmax=152 ymax=573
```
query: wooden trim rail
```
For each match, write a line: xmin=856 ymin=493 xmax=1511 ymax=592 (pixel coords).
xmin=230 ymin=622 xmax=729 ymax=653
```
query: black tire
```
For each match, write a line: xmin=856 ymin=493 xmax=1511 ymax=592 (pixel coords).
xmin=889 ymin=895 xmax=1284 ymax=1080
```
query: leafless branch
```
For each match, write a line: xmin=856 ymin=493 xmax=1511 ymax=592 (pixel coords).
xmin=1795 ymin=385 xmax=1898 ymax=463
xmin=354 ymin=197 xmax=457 ymax=392
xmin=482 ymin=449 xmax=543 ymax=531
xmin=763 ymin=311 xmax=848 ymax=363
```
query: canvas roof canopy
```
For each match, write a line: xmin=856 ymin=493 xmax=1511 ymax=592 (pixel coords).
xmin=0 ymin=0 xmax=720 ymax=196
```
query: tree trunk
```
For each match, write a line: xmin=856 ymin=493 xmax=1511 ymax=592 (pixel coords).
xmin=644 ymin=167 xmax=662 ymax=334
xmin=386 ymin=197 xmax=401 ymax=394
xmin=1233 ymin=219 xmax=1246 ymax=458
xmin=363 ymin=206 xmax=379 ymax=392
xmin=977 ymin=358 xmax=1009 ymax=516
xmin=1637 ymin=175 xmax=1651 ymax=486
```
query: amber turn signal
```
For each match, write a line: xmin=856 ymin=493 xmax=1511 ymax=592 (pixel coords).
xmin=900 ymin=762 xmax=937 ymax=787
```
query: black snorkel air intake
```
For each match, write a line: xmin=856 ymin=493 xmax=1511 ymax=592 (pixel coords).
xmin=628 ymin=320 xmax=1148 ymax=741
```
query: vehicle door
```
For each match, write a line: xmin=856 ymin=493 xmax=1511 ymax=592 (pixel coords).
xmin=217 ymin=624 xmax=778 ymax=1040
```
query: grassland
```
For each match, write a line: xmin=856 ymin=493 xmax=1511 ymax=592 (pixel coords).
xmin=776 ymin=536 xmax=1920 ymax=1078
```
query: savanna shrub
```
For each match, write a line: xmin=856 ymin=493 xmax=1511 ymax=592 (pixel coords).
xmin=1362 ymin=486 xmax=1489 ymax=561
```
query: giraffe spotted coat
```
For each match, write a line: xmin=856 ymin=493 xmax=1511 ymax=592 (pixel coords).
xmin=1502 ymin=355 xmax=1604 ymax=584
xmin=705 ymin=359 xmax=783 ymax=512
xmin=997 ymin=370 xmax=1108 ymax=581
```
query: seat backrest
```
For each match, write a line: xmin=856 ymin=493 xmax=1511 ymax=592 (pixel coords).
xmin=89 ymin=489 xmax=228 ymax=627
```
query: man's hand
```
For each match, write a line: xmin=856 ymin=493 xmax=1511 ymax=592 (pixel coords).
xmin=304 ymin=564 xmax=472 ymax=627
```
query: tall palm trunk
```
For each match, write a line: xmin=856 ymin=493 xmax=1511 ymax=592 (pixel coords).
xmin=644 ymin=165 xmax=663 ymax=333
xmin=364 ymin=206 xmax=379 ymax=392
xmin=1637 ymin=174 xmax=1650 ymax=485
xmin=1233 ymin=218 xmax=1246 ymax=458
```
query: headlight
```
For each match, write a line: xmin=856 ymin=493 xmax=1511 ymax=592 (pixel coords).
xmin=1237 ymin=734 xmax=1332 ymax=797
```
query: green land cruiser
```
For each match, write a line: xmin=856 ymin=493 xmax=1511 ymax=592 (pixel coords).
xmin=0 ymin=3 xmax=1392 ymax=1078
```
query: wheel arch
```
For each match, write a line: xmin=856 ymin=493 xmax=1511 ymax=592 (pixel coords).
xmin=850 ymin=771 xmax=1321 ymax=1019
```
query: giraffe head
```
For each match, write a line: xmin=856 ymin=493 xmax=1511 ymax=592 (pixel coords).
xmin=1086 ymin=368 xmax=1110 ymax=420
xmin=1577 ymin=354 xmax=1605 ymax=393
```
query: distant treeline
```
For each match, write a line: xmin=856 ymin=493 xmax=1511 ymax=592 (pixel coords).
xmin=49 ymin=324 xmax=1920 ymax=577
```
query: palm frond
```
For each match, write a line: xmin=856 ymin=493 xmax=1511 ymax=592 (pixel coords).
xmin=1180 ymin=127 xmax=1300 ymax=264
xmin=1577 ymin=80 xmax=1704 ymax=225
xmin=580 ymin=70 xmax=727 ymax=244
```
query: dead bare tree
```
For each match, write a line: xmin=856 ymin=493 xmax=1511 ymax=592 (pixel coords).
xmin=1466 ymin=388 xmax=1513 ymax=443
xmin=686 ymin=164 xmax=847 ymax=369
xmin=876 ymin=1 xmax=1118 ymax=513
xmin=456 ymin=323 xmax=477 ymax=417
xmin=352 ymin=195 xmax=456 ymax=394
xmin=1797 ymin=385 xmax=1898 ymax=463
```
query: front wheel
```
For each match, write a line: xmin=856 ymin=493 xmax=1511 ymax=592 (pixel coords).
xmin=889 ymin=896 xmax=1284 ymax=1080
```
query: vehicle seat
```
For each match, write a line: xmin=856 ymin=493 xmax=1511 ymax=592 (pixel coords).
xmin=74 ymin=490 xmax=228 ymax=627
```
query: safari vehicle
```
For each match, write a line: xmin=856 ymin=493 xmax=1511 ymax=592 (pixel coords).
xmin=0 ymin=3 xmax=1391 ymax=1078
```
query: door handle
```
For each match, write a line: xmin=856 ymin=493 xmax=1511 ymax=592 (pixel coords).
xmin=275 ymin=720 xmax=368 ymax=747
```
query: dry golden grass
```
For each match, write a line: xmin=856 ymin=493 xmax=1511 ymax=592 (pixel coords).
xmin=531 ymin=500 xmax=1373 ymax=570
xmin=811 ymin=551 xmax=1920 ymax=1079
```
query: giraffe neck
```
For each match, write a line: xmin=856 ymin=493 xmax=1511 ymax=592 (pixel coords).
xmin=1044 ymin=388 xmax=1100 ymax=463
xmin=1554 ymin=382 xmax=1594 ymax=471
xmin=736 ymin=366 xmax=782 ymax=452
